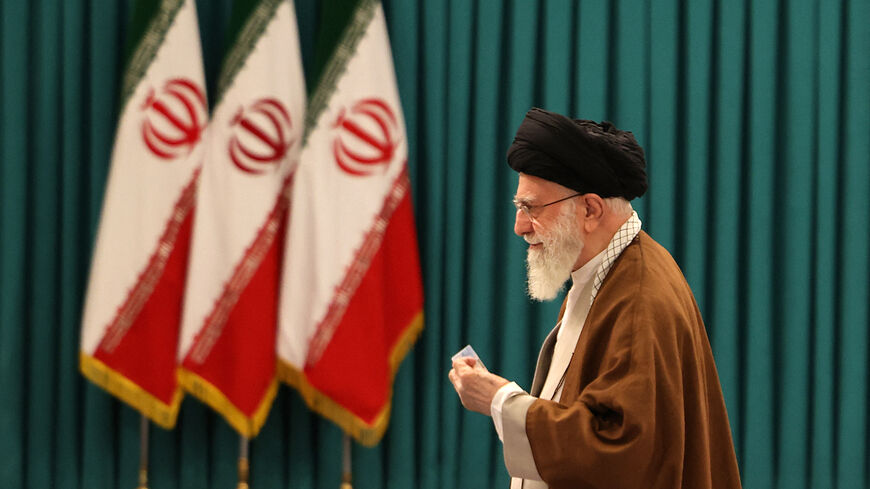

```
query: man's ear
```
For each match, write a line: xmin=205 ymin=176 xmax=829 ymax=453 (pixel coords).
xmin=581 ymin=193 xmax=605 ymax=233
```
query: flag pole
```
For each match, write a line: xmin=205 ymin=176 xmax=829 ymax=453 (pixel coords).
xmin=340 ymin=433 xmax=352 ymax=489
xmin=236 ymin=435 xmax=250 ymax=489
xmin=136 ymin=415 xmax=149 ymax=489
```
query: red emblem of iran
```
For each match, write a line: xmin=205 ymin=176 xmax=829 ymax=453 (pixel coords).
xmin=333 ymin=98 xmax=400 ymax=176
xmin=141 ymin=78 xmax=207 ymax=160
xmin=228 ymin=98 xmax=295 ymax=174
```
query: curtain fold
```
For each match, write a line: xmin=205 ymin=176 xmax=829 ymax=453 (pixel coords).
xmin=1 ymin=0 xmax=868 ymax=487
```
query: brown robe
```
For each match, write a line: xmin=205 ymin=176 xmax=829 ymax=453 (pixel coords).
xmin=519 ymin=231 xmax=741 ymax=488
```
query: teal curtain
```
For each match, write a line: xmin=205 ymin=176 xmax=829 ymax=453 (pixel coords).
xmin=1 ymin=0 xmax=868 ymax=488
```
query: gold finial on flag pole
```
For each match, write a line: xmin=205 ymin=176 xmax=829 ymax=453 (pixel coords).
xmin=339 ymin=433 xmax=353 ymax=489
xmin=135 ymin=415 xmax=149 ymax=489
xmin=237 ymin=436 xmax=250 ymax=489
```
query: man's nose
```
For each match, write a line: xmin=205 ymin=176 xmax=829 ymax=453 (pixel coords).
xmin=514 ymin=210 xmax=533 ymax=236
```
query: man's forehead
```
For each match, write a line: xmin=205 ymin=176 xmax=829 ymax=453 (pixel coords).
xmin=515 ymin=172 xmax=575 ymax=200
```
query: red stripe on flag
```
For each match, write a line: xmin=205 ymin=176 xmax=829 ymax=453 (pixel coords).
xmin=181 ymin=202 xmax=286 ymax=426
xmin=304 ymin=191 xmax=423 ymax=425
xmin=93 ymin=209 xmax=193 ymax=406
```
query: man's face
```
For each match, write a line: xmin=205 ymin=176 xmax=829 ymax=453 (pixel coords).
xmin=513 ymin=174 xmax=585 ymax=301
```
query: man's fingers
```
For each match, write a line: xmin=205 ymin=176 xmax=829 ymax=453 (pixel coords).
xmin=448 ymin=368 xmax=461 ymax=387
xmin=452 ymin=358 xmax=474 ymax=372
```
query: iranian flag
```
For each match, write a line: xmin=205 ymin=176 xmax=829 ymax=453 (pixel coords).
xmin=177 ymin=0 xmax=305 ymax=438
xmin=278 ymin=0 xmax=424 ymax=446
xmin=79 ymin=0 xmax=206 ymax=429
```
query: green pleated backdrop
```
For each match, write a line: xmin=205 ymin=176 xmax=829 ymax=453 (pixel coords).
xmin=1 ymin=0 xmax=868 ymax=488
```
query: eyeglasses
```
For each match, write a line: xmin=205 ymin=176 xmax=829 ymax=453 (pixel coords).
xmin=513 ymin=193 xmax=582 ymax=222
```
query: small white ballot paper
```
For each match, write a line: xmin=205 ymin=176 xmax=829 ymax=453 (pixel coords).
xmin=452 ymin=345 xmax=486 ymax=370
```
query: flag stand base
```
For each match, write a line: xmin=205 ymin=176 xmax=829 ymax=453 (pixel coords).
xmin=136 ymin=468 xmax=148 ymax=489
xmin=236 ymin=457 xmax=249 ymax=489
xmin=136 ymin=416 xmax=149 ymax=489
xmin=236 ymin=435 xmax=250 ymax=489
xmin=340 ymin=433 xmax=352 ymax=489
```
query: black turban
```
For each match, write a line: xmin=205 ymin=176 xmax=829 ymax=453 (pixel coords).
xmin=507 ymin=108 xmax=648 ymax=200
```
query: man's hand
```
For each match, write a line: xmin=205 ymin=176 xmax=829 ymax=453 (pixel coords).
xmin=448 ymin=357 xmax=510 ymax=416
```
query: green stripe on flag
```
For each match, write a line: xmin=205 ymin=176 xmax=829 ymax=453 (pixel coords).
xmin=303 ymin=0 xmax=376 ymax=143
xmin=118 ymin=0 xmax=185 ymax=112
xmin=214 ymin=0 xmax=282 ymax=106
xmin=310 ymin=0 xmax=362 ymax=81
xmin=122 ymin=0 xmax=162 ymax=64
xmin=222 ymin=0 xmax=263 ymax=51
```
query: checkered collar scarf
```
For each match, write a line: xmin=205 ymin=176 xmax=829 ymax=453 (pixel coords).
xmin=589 ymin=211 xmax=642 ymax=305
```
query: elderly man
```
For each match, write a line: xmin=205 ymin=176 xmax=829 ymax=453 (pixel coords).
xmin=448 ymin=108 xmax=742 ymax=489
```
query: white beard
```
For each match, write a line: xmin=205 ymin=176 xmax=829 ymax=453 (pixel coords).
xmin=525 ymin=207 xmax=584 ymax=301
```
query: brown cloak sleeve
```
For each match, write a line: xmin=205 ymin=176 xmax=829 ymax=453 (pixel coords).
xmin=524 ymin=232 xmax=741 ymax=489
